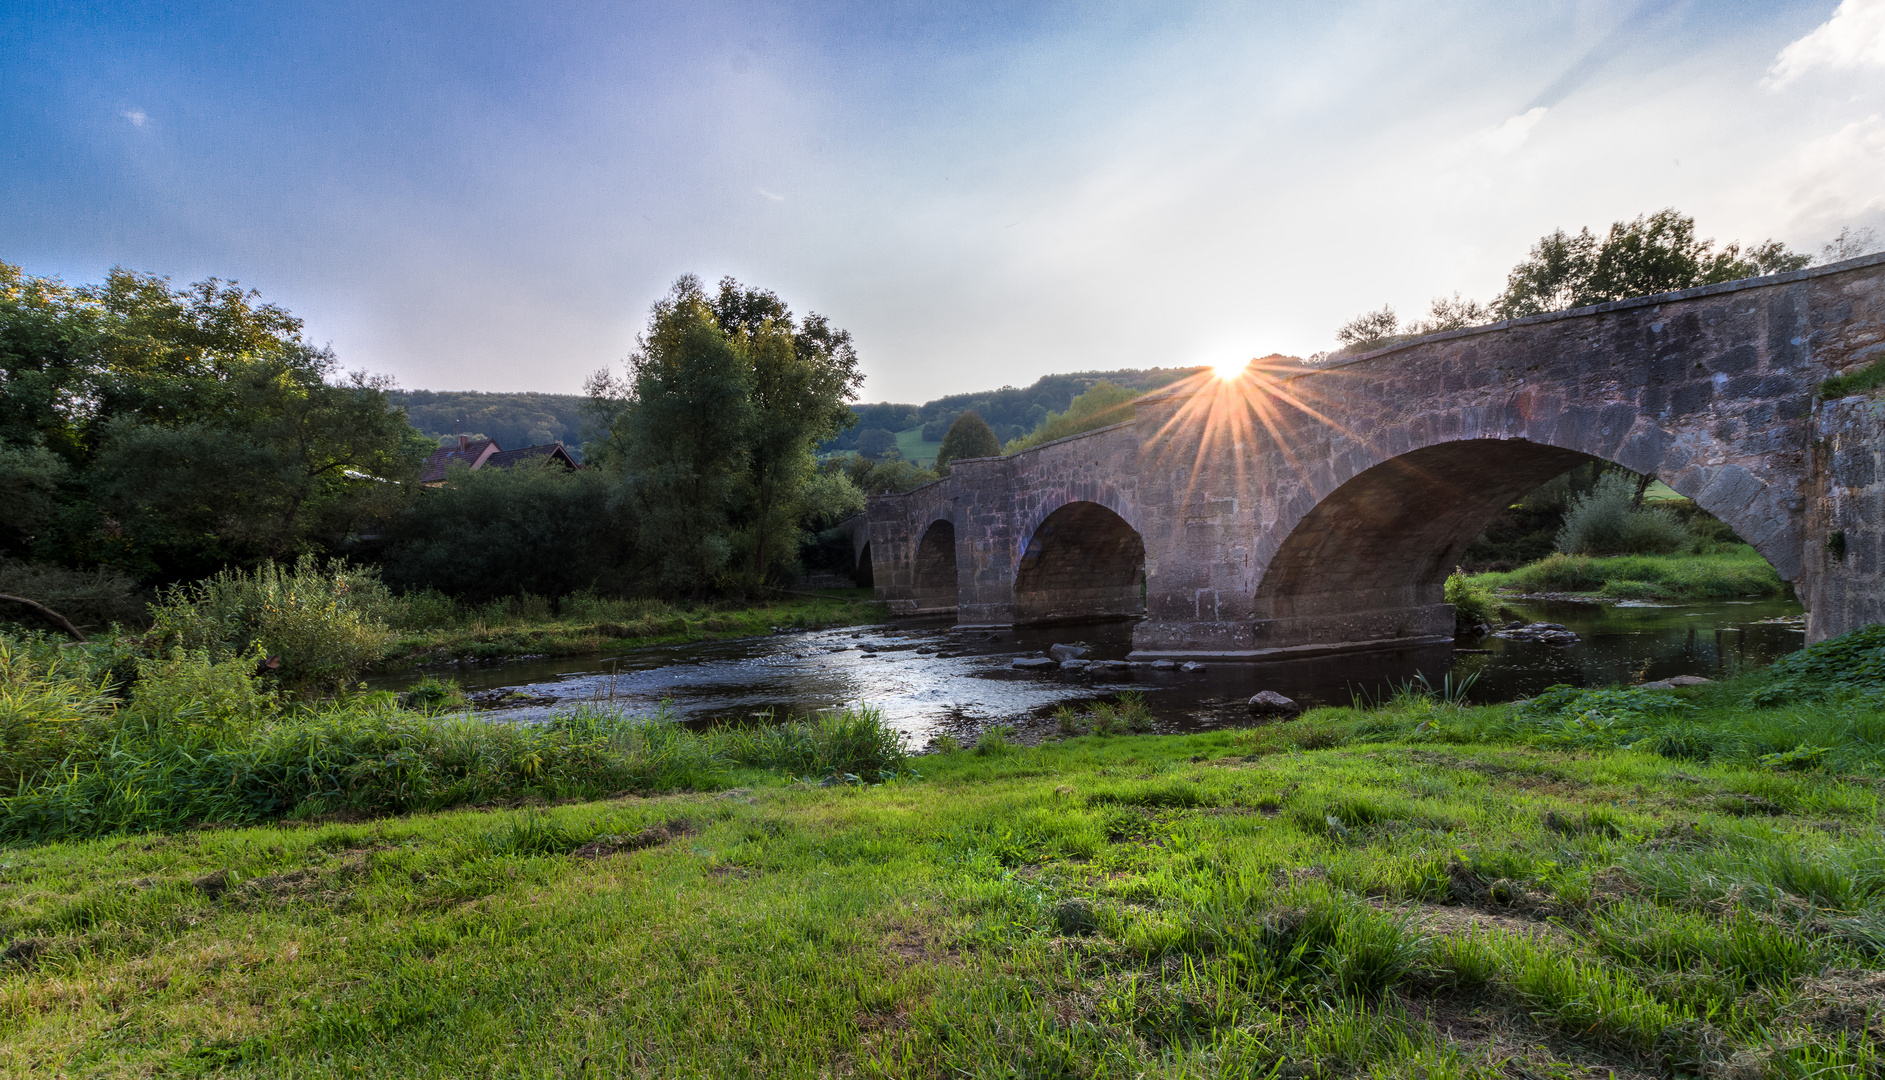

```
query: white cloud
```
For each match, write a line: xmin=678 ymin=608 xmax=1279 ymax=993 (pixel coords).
xmin=122 ymin=109 xmax=148 ymax=127
xmin=757 ymin=187 xmax=785 ymax=201
xmin=1764 ymin=0 xmax=1885 ymax=89
xmin=1758 ymin=114 xmax=1885 ymax=229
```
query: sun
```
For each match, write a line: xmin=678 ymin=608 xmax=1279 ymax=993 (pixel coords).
xmin=1212 ymin=357 xmax=1248 ymax=380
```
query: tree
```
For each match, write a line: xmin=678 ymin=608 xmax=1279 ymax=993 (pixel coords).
xmin=1335 ymin=306 xmax=1400 ymax=351
xmin=711 ymin=278 xmax=864 ymax=586
xmin=598 ymin=274 xmax=864 ymax=594
xmin=934 ymin=411 xmax=1000 ymax=473
xmin=0 ymin=262 xmax=424 ymax=580
xmin=1496 ymin=209 xmax=1810 ymax=318
xmin=855 ymin=428 xmax=898 ymax=458
xmin=617 ymin=276 xmax=756 ymax=594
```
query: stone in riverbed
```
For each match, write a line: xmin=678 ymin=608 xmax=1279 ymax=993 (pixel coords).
xmin=1248 ymin=691 xmax=1301 ymax=716
xmin=1013 ymin=657 xmax=1058 ymax=670
xmin=1150 ymin=659 xmax=1178 ymax=670
xmin=1180 ymin=661 xmax=1206 ymax=673
xmin=1639 ymin=675 xmax=1712 ymax=690
xmin=1048 ymin=643 xmax=1089 ymax=663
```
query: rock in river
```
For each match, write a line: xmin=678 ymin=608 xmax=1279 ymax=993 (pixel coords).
xmin=1492 ymin=622 xmax=1580 ymax=646
xmin=1013 ymin=657 xmax=1058 ymax=670
xmin=1248 ymin=691 xmax=1300 ymax=716
xmin=1048 ymin=643 xmax=1089 ymax=663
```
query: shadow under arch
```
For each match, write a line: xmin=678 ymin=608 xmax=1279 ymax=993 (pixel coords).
xmin=912 ymin=520 xmax=958 ymax=614
xmin=1014 ymin=501 xmax=1146 ymax=625
xmin=854 ymin=541 xmax=874 ymax=588
xmin=1249 ymin=437 xmax=1800 ymax=652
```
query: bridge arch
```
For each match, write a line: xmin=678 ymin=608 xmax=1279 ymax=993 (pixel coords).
xmin=911 ymin=519 xmax=958 ymax=613
xmin=1250 ymin=434 xmax=1795 ymax=643
xmin=1014 ymin=500 xmax=1146 ymax=625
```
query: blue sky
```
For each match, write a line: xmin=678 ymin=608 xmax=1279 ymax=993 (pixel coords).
xmin=4 ymin=1 xmax=1882 ymax=402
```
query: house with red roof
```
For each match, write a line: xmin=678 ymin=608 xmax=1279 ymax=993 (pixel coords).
xmin=420 ymin=435 xmax=579 ymax=485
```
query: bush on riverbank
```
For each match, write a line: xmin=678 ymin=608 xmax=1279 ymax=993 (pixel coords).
xmin=1467 ymin=545 xmax=1783 ymax=600
xmin=0 ymin=630 xmax=908 ymax=843
xmin=148 ymin=556 xmax=392 ymax=695
xmin=1556 ymin=472 xmax=1692 ymax=555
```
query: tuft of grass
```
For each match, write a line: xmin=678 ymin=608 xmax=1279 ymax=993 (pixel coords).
xmin=1470 ymin=546 xmax=1784 ymax=599
xmin=1822 ymin=358 xmax=1885 ymax=399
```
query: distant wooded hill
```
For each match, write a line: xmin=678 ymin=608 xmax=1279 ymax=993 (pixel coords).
xmin=394 ymin=368 xmax=1204 ymax=464
xmin=823 ymin=367 xmax=1204 ymax=455
xmin=390 ymin=391 xmax=587 ymax=460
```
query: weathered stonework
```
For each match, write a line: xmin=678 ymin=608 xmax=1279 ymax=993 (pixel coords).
xmin=865 ymin=254 xmax=1885 ymax=658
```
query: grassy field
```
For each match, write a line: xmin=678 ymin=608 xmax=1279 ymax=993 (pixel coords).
xmin=893 ymin=426 xmax=940 ymax=465
xmin=1467 ymin=545 xmax=1785 ymax=601
xmin=7 ymin=630 xmax=1885 ymax=1077
xmin=378 ymin=590 xmax=886 ymax=669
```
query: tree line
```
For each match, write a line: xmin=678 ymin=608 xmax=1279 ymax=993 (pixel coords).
xmin=0 ymin=264 xmax=897 ymax=620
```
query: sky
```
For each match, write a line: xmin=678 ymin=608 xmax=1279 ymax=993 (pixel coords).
xmin=4 ymin=0 xmax=1883 ymax=404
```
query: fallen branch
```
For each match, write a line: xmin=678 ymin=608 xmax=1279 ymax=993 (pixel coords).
xmin=0 ymin=594 xmax=87 ymax=642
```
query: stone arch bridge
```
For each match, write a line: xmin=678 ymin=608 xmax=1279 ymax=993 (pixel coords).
xmin=857 ymin=254 xmax=1885 ymax=659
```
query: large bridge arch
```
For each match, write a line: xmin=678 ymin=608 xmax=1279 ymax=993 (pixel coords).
xmin=1013 ymin=500 xmax=1147 ymax=625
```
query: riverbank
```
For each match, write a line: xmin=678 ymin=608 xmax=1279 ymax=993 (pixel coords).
xmin=6 ymin=630 xmax=1883 ymax=1075
xmin=1466 ymin=545 xmax=1784 ymax=602
xmin=377 ymin=589 xmax=887 ymax=669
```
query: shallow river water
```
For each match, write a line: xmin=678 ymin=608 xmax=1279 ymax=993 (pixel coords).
xmin=374 ymin=593 xmax=1806 ymax=746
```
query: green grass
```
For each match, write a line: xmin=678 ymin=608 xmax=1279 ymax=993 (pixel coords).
xmin=892 ymin=425 xmax=940 ymax=465
xmin=1467 ymin=544 xmax=1784 ymax=599
xmin=10 ymin=628 xmax=1885 ymax=1075
xmin=378 ymin=590 xmax=887 ymax=668
xmin=1822 ymin=358 xmax=1885 ymax=399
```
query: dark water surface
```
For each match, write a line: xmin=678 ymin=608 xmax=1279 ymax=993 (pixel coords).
xmin=372 ymin=594 xmax=1805 ymax=744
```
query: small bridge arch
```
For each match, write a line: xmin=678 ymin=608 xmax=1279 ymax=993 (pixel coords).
xmin=1013 ymin=500 xmax=1147 ymax=625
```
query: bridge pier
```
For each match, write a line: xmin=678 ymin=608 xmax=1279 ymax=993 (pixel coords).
xmin=864 ymin=254 xmax=1885 ymax=656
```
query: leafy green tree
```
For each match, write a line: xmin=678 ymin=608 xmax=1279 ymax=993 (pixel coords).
xmin=0 ymin=262 xmax=423 ymax=580
xmin=616 ymin=277 xmax=756 ymax=594
xmin=1496 ymin=209 xmax=1810 ymax=318
xmin=831 ymin=452 xmax=939 ymax=496
xmin=855 ymin=428 xmax=898 ymax=458
xmin=591 ymin=275 xmax=863 ymax=594
xmin=934 ymin=411 xmax=1000 ymax=473
xmin=710 ymin=278 xmax=863 ymax=587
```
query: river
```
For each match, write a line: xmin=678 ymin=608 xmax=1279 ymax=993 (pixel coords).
xmin=371 ymin=593 xmax=1805 ymax=746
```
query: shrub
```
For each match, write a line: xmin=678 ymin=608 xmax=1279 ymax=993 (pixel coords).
xmin=1748 ymin=623 xmax=1885 ymax=705
xmin=0 ymin=635 xmax=118 ymax=789
xmin=148 ymin=556 xmax=391 ymax=696
xmin=0 ymin=559 xmax=147 ymax=632
xmin=1444 ymin=569 xmax=1498 ymax=625
xmin=119 ymin=649 xmax=276 ymax=739
xmin=1557 ymin=473 xmax=1691 ymax=555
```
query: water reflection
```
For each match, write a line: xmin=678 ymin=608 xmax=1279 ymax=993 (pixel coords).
xmin=371 ymin=594 xmax=1804 ymax=742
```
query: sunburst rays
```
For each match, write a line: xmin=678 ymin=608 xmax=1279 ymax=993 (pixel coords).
xmin=1144 ymin=356 xmax=1357 ymax=516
